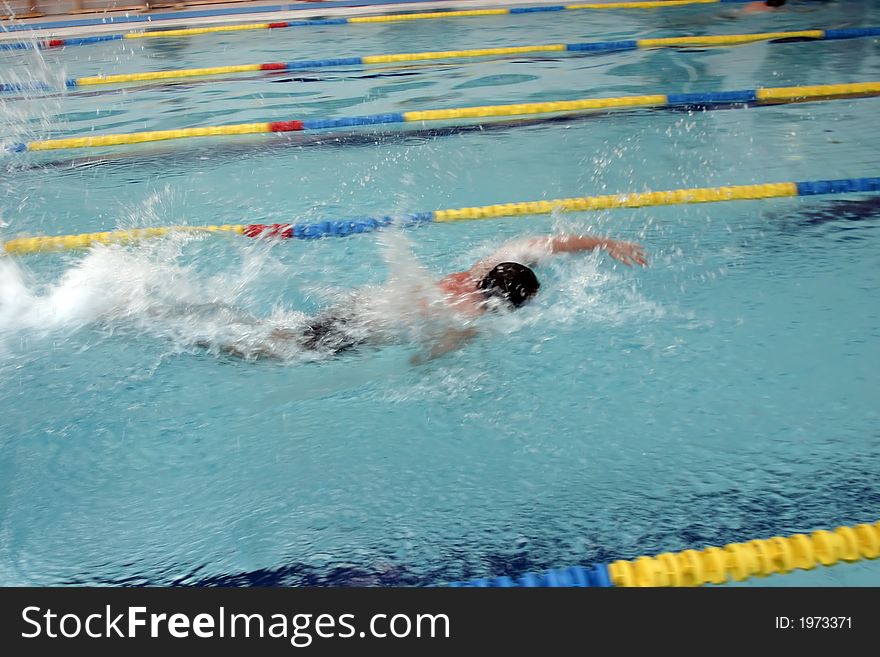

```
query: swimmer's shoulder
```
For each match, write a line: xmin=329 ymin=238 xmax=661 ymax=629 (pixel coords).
xmin=438 ymin=270 xmax=478 ymax=294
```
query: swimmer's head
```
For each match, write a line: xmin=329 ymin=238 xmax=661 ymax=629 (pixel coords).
xmin=478 ymin=262 xmax=540 ymax=309
xmin=765 ymin=0 xmax=785 ymax=6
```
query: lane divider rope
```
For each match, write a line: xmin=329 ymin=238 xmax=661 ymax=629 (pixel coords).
xmin=4 ymin=176 xmax=879 ymax=255
xmin=0 ymin=0 xmax=755 ymax=51
xmin=447 ymin=519 xmax=880 ymax=587
xmin=11 ymin=81 xmax=880 ymax=152
xmin=7 ymin=27 xmax=878 ymax=93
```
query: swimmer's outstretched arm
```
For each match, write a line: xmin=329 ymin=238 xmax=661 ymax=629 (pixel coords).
xmin=474 ymin=234 xmax=648 ymax=273
xmin=543 ymin=235 xmax=648 ymax=267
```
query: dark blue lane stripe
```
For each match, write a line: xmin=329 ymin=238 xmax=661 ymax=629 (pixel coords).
xmin=567 ymin=40 xmax=638 ymax=52
xmin=667 ymin=90 xmax=757 ymax=105
xmin=0 ymin=81 xmax=50 ymax=92
xmin=60 ymin=34 xmax=124 ymax=46
xmin=510 ymin=6 xmax=566 ymax=13
xmin=0 ymin=41 xmax=34 ymax=50
xmin=796 ymin=177 xmax=880 ymax=196
xmin=448 ymin=564 xmax=612 ymax=588
xmin=300 ymin=113 xmax=406 ymax=130
xmin=824 ymin=27 xmax=880 ymax=40
xmin=283 ymin=18 xmax=349 ymax=27
xmin=284 ymin=57 xmax=362 ymax=70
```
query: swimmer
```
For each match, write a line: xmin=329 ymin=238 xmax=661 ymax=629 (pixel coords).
xmin=742 ymin=0 xmax=786 ymax=13
xmin=214 ymin=233 xmax=647 ymax=361
xmin=438 ymin=233 xmax=647 ymax=316
xmin=409 ymin=233 xmax=647 ymax=360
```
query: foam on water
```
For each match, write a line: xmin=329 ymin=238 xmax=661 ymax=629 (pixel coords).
xmin=0 ymin=39 xmax=71 ymax=151
xmin=0 ymin=177 xmax=652 ymax=365
xmin=0 ymin=210 xmax=659 ymax=369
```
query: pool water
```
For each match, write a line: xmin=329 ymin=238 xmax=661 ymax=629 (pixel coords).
xmin=1 ymin=1 xmax=879 ymax=586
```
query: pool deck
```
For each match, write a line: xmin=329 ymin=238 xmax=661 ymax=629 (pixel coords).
xmin=0 ymin=0 xmax=573 ymax=41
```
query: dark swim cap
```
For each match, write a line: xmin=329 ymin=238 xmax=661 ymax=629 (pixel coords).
xmin=478 ymin=262 xmax=540 ymax=309
xmin=765 ymin=0 xmax=785 ymax=6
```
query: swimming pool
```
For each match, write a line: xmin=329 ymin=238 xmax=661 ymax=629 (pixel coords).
xmin=1 ymin=0 xmax=879 ymax=586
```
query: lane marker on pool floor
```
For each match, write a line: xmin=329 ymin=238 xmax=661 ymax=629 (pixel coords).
xmin=4 ymin=176 xmax=879 ymax=255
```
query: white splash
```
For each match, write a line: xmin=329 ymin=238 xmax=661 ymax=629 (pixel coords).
xmin=0 ymin=216 xmax=662 ymax=365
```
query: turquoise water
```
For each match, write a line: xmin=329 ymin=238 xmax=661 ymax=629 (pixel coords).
xmin=1 ymin=1 xmax=879 ymax=586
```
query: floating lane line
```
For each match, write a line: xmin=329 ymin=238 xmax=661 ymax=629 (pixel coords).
xmin=13 ymin=27 xmax=871 ymax=92
xmin=4 ymin=176 xmax=879 ymax=255
xmin=446 ymin=519 xmax=880 ymax=587
xmin=0 ymin=1 xmax=760 ymax=50
xmin=11 ymin=81 xmax=880 ymax=152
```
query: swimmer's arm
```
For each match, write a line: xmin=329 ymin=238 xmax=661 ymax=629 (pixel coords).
xmin=474 ymin=235 xmax=647 ymax=273
xmin=410 ymin=326 xmax=480 ymax=365
xmin=543 ymin=235 xmax=648 ymax=267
